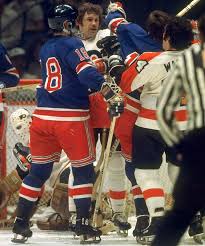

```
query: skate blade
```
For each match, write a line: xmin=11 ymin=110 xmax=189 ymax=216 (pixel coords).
xmin=116 ymin=227 xmax=128 ymax=237
xmin=136 ymin=235 xmax=154 ymax=245
xmin=80 ymin=235 xmax=101 ymax=244
xmin=193 ymin=234 xmax=204 ymax=245
xmin=11 ymin=233 xmax=28 ymax=243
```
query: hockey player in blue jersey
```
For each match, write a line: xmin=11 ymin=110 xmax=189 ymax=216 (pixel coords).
xmin=104 ymin=2 xmax=170 ymax=65
xmin=11 ymin=4 xmax=124 ymax=244
xmin=0 ymin=42 xmax=19 ymax=181
xmin=0 ymin=43 xmax=19 ymax=88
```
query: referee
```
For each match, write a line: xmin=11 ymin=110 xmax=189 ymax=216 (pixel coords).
xmin=152 ymin=15 xmax=205 ymax=246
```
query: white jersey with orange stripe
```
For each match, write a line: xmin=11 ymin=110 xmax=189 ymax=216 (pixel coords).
xmin=131 ymin=50 xmax=187 ymax=130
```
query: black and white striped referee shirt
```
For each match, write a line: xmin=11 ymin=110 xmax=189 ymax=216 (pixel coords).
xmin=157 ymin=43 xmax=205 ymax=146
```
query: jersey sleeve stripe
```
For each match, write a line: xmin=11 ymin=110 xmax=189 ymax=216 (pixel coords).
xmin=76 ymin=61 xmax=94 ymax=74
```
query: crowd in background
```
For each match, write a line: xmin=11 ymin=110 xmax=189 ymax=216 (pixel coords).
xmin=0 ymin=0 xmax=205 ymax=80
xmin=0 ymin=0 xmax=109 ymax=79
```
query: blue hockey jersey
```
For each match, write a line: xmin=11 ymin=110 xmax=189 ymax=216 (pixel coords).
xmin=105 ymin=11 xmax=161 ymax=59
xmin=0 ymin=43 xmax=19 ymax=88
xmin=37 ymin=36 xmax=105 ymax=110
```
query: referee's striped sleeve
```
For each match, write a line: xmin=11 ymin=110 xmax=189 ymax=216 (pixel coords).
xmin=157 ymin=60 xmax=184 ymax=146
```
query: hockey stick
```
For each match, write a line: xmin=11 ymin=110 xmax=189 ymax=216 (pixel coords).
xmin=176 ymin=0 xmax=201 ymax=17
xmin=94 ymin=128 xmax=108 ymax=174
xmin=2 ymin=83 xmax=38 ymax=93
xmin=92 ymin=117 xmax=117 ymax=227
xmin=92 ymin=137 xmax=120 ymax=200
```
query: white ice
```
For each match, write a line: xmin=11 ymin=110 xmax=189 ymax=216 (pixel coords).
xmin=0 ymin=216 xmax=202 ymax=246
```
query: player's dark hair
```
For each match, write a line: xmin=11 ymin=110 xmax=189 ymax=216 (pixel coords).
xmin=198 ymin=14 xmax=205 ymax=43
xmin=164 ymin=17 xmax=193 ymax=50
xmin=146 ymin=10 xmax=171 ymax=42
xmin=77 ymin=2 xmax=103 ymax=25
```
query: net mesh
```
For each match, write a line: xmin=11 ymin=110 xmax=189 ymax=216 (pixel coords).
xmin=2 ymin=81 xmax=52 ymax=210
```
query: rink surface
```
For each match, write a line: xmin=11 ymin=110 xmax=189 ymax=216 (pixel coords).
xmin=0 ymin=217 xmax=202 ymax=246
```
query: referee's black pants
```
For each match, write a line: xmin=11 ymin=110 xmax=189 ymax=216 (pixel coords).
xmin=152 ymin=127 xmax=205 ymax=246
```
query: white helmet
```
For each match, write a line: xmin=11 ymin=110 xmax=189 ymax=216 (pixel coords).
xmin=10 ymin=108 xmax=32 ymax=145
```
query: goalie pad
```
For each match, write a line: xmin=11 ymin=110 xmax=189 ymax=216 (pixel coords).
xmin=36 ymin=212 xmax=69 ymax=231
xmin=51 ymin=183 xmax=69 ymax=218
xmin=0 ymin=169 xmax=22 ymax=210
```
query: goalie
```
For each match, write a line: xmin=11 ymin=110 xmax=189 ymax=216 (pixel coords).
xmin=0 ymin=108 xmax=70 ymax=231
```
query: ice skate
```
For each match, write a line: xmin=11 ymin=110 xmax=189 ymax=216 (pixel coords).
xmin=188 ymin=214 xmax=204 ymax=244
xmin=75 ymin=218 xmax=102 ymax=244
xmin=112 ymin=212 xmax=131 ymax=237
xmin=134 ymin=216 xmax=161 ymax=245
xmin=11 ymin=217 xmax=32 ymax=243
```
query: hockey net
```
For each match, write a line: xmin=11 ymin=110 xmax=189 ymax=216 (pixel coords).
xmin=0 ymin=79 xmax=53 ymax=217
xmin=0 ymin=79 xmax=173 ymax=219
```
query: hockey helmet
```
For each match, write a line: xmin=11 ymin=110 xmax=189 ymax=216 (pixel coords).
xmin=10 ymin=108 xmax=32 ymax=145
xmin=47 ymin=4 xmax=78 ymax=32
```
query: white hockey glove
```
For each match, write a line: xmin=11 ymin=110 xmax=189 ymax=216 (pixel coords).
xmin=101 ymin=77 xmax=124 ymax=118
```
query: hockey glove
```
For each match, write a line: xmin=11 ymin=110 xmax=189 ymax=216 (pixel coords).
xmin=93 ymin=58 xmax=108 ymax=74
xmin=97 ymin=36 xmax=120 ymax=58
xmin=108 ymin=54 xmax=125 ymax=83
xmin=107 ymin=1 xmax=126 ymax=19
xmin=107 ymin=95 xmax=124 ymax=118
xmin=13 ymin=142 xmax=32 ymax=172
xmin=101 ymin=76 xmax=122 ymax=102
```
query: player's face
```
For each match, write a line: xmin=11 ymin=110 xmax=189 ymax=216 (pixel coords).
xmin=79 ymin=12 xmax=100 ymax=40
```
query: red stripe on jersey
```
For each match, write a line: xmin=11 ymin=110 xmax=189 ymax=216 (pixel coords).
xmin=143 ymin=188 xmax=164 ymax=200
xmin=34 ymin=109 xmax=89 ymax=118
xmin=139 ymin=107 xmax=187 ymax=121
xmin=6 ymin=68 xmax=19 ymax=77
xmin=175 ymin=110 xmax=187 ymax=121
xmin=109 ymin=18 xmax=125 ymax=33
xmin=120 ymin=52 xmax=162 ymax=93
xmin=126 ymin=96 xmax=140 ymax=110
xmin=20 ymin=186 xmax=40 ymax=199
xmin=68 ymin=188 xmax=73 ymax=197
xmin=109 ymin=190 xmax=126 ymax=200
xmin=76 ymin=61 xmax=93 ymax=74
xmin=132 ymin=186 xmax=142 ymax=196
xmin=72 ymin=186 xmax=93 ymax=196
xmin=125 ymin=52 xmax=139 ymax=67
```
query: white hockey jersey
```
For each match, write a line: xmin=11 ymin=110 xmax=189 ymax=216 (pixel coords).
xmin=131 ymin=51 xmax=187 ymax=130
xmin=82 ymin=29 xmax=111 ymax=58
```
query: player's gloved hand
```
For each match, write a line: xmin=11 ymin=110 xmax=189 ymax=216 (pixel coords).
xmin=107 ymin=95 xmax=124 ymax=118
xmin=108 ymin=54 xmax=125 ymax=83
xmin=97 ymin=36 xmax=120 ymax=58
xmin=107 ymin=1 xmax=126 ymax=19
xmin=13 ymin=142 xmax=32 ymax=172
xmin=93 ymin=58 xmax=108 ymax=74
xmin=100 ymin=76 xmax=122 ymax=102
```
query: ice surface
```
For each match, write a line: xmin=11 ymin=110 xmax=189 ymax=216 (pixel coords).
xmin=0 ymin=216 xmax=201 ymax=246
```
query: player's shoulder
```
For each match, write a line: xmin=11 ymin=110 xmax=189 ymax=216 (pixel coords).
xmin=96 ymin=29 xmax=111 ymax=40
xmin=0 ymin=43 xmax=6 ymax=55
xmin=138 ymin=51 xmax=162 ymax=62
xmin=42 ymin=36 xmax=84 ymax=54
